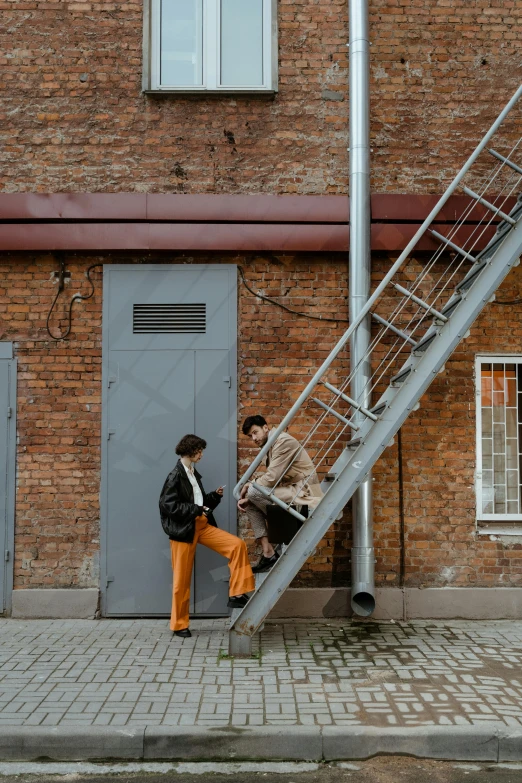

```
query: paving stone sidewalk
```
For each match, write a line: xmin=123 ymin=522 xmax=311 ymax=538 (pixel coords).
xmin=1 ymin=618 xmax=522 ymax=730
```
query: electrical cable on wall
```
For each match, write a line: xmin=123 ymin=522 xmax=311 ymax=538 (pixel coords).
xmin=46 ymin=260 xmax=103 ymax=341
xmin=238 ymin=265 xmax=349 ymax=324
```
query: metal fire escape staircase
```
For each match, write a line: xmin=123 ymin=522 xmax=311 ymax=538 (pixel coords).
xmin=230 ymin=84 xmax=522 ymax=656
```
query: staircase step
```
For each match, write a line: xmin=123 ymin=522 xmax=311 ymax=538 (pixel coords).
xmin=441 ymin=295 xmax=463 ymax=317
xmin=391 ymin=365 xmax=412 ymax=386
xmin=457 ymin=260 xmax=488 ymax=292
xmin=413 ymin=331 xmax=438 ymax=354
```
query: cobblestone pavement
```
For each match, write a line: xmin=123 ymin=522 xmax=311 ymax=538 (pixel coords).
xmin=0 ymin=618 xmax=522 ymax=729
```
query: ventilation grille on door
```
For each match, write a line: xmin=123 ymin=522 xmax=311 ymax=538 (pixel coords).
xmin=133 ymin=303 xmax=207 ymax=334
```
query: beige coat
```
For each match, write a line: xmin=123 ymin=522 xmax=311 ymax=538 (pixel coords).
xmin=255 ymin=429 xmax=323 ymax=509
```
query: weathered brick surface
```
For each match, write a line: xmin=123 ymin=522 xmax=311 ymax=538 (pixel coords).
xmin=0 ymin=256 xmax=103 ymax=588
xmin=0 ymin=1 xmax=520 ymax=194
xmin=3 ymin=254 xmax=522 ymax=591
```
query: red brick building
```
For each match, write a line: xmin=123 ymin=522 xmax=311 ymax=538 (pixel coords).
xmin=0 ymin=0 xmax=521 ymax=620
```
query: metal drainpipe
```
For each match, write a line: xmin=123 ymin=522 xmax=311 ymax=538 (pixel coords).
xmin=348 ymin=0 xmax=375 ymax=617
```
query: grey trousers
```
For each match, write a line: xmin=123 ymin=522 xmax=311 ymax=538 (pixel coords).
xmin=245 ymin=484 xmax=272 ymax=540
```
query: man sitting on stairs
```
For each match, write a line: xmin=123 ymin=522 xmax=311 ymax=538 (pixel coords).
xmin=238 ymin=415 xmax=323 ymax=573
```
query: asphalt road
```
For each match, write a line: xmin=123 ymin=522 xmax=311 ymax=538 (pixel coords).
xmin=1 ymin=759 xmax=522 ymax=783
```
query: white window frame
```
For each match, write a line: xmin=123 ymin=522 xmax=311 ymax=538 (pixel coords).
xmin=143 ymin=0 xmax=278 ymax=94
xmin=475 ymin=354 xmax=522 ymax=523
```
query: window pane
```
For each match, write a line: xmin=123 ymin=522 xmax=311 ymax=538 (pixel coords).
xmin=507 ymin=470 xmax=518 ymax=500
xmin=506 ymin=438 xmax=518 ymax=469
xmin=493 ymin=423 xmax=505 ymax=452
xmin=506 ymin=408 xmax=517 ymax=437
xmin=482 ymin=470 xmax=493 ymax=514
xmin=161 ymin=0 xmax=203 ymax=86
xmin=494 ymin=453 xmax=506 ymax=478
xmin=493 ymin=403 xmax=504 ymax=423
xmin=221 ymin=0 xmax=264 ymax=86
xmin=494 ymin=484 xmax=506 ymax=514
xmin=493 ymin=364 xmax=504 ymax=391
xmin=482 ymin=408 xmax=492 ymax=438
xmin=481 ymin=365 xmax=492 ymax=406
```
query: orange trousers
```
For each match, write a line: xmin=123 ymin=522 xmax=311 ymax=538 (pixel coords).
xmin=170 ymin=517 xmax=255 ymax=631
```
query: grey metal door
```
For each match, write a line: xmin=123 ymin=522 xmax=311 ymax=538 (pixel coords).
xmin=0 ymin=350 xmax=15 ymax=614
xmin=102 ymin=265 xmax=237 ymax=617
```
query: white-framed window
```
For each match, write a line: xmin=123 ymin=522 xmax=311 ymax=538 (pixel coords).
xmin=476 ymin=356 xmax=522 ymax=521
xmin=143 ymin=0 xmax=278 ymax=93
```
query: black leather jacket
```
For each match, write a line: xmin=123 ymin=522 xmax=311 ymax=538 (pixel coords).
xmin=159 ymin=459 xmax=221 ymax=543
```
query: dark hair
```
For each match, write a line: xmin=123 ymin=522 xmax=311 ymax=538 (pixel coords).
xmin=242 ymin=415 xmax=267 ymax=435
xmin=175 ymin=434 xmax=207 ymax=457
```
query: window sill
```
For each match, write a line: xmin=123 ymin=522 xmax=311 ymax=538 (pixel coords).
xmin=143 ymin=89 xmax=277 ymax=99
xmin=477 ymin=523 xmax=522 ymax=536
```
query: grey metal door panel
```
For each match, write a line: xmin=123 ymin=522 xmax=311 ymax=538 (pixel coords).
xmin=193 ymin=350 xmax=234 ymax=614
xmin=107 ymin=267 xmax=233 ymax=352
xmin=102 ymin=265 xmax=237 ymax=618
xmin=0 ymin=362 xmax=8 ymax=610
xmin=106 ymin=350 xmax=196 ymax=615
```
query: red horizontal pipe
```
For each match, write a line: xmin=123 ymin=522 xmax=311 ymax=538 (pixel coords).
xmin=0 ymin=222 xmax=497 ymax=253
xmin=0 ymin=193 xmax=513 ymax=225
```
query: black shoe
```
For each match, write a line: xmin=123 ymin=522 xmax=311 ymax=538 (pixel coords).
xmin=227 ymin=594 xmax=250 ymax=609
xmin=173 ymin=628 xmax=192 ymax=638
xmin=252 ymin=551 xmax=280 ymax=573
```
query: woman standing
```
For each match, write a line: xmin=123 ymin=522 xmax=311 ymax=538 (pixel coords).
xmin=159 ymin=434 xmax=255 ymax=638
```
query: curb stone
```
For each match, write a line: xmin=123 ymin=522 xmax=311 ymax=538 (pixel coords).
xmin=498 ymin=729 xmax=522 ymax=762
xmin=0 ymin=727 xmax=144 ymax=762
xmin=0 ymin=726 xmax=521 ymax=762
xmin=144 ymin=726 xmax=323 ymax=761
xmin=322 ymin=726 xmax=499 ymax=762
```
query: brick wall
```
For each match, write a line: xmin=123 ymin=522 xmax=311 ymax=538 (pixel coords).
xmin=1 ymin=0 xmax=522 ymax=598
xmin=3 ymin=253 xmax=522 ymax=592
xmin=0 ymin=0 xmax=520 ymax=195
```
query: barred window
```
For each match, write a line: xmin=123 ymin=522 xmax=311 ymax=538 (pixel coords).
xmin=476 ymin=357 xmax=522 ymax=520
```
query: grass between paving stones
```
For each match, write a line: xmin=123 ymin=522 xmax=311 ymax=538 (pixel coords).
xmin=217 ymin=649 xmax=262 ymax=662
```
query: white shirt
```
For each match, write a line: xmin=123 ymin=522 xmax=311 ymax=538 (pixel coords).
xmin=183 ymin=463 xmax=204 ymax=507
